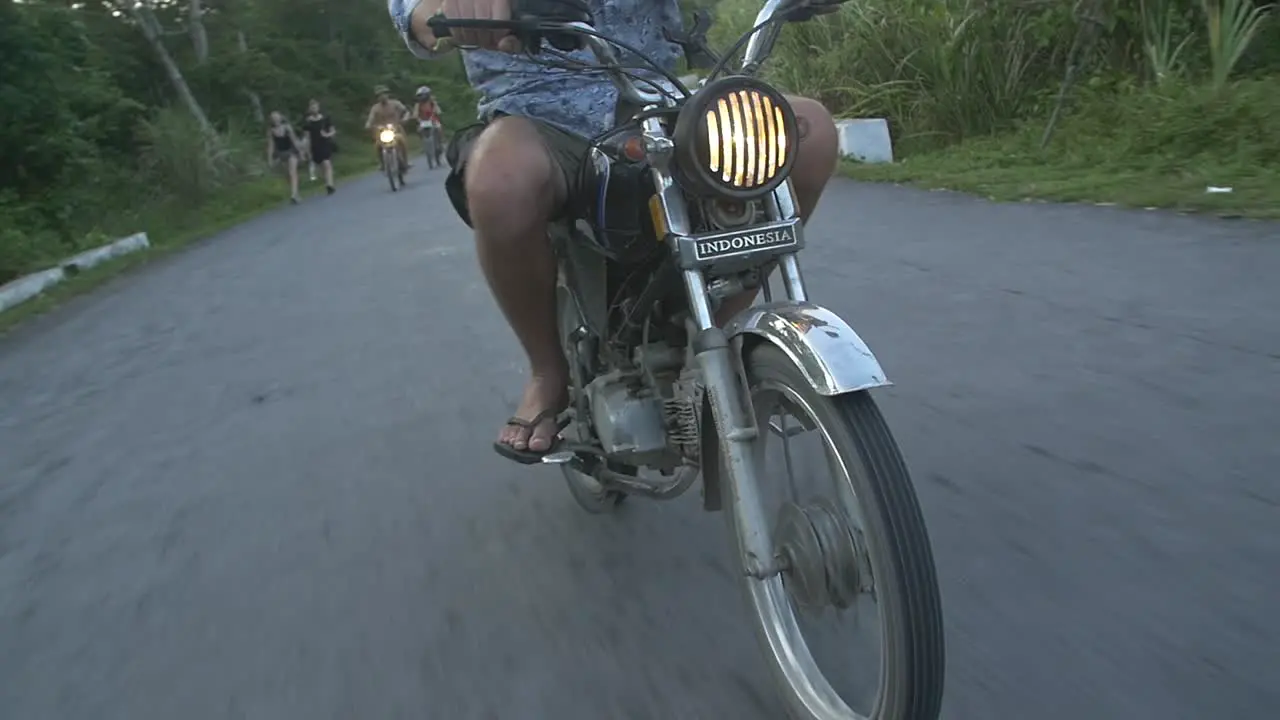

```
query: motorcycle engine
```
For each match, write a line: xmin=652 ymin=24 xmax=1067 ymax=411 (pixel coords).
xmin=584 ymin=372 xmax=670 ymax=467
xmin=583 ymin=342 xmax=685 ymax=469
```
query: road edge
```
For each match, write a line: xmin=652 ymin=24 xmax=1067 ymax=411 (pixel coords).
xmin=0 ymin=233 xmax=151 ymax=314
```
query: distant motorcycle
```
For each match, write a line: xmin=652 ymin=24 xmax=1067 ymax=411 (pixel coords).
xmin=378 ymin=125 xmax=406 ymax=191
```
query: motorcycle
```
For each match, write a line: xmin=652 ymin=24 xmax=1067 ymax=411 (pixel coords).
xmin=430 ymin=1 xmax=944 ymax=718
xmin=378 ymin=124 xmax=406 ymax=191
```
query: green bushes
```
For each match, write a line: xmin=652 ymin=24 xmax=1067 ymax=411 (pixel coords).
xmin=136 ymin=110 xmax=264 ymax=204
xmin=0 ymin=0 xmax=478 ymax=289
xmin=710 ymin=0 xmax=1276 ymax=154
xmin=706 ymin=0 xmax=1277 ymax=212
xmin=838 ymin=75 xmax=1280 ymax=216
xmin=712 ymin=0 xmax=1071 ymax=149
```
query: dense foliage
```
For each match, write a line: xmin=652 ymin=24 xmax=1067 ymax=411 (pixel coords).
xmin=709 ymin=0 xmax=1277 ymax=152
xmin=1 ymin=0 xmax=474 ymax=283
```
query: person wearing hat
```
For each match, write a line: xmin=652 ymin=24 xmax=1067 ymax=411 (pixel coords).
xmin=364 ymin=84 xmax=412 ymax=171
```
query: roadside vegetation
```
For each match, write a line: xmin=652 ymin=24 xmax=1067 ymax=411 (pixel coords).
xmin=710 ymin=0 xmax=1279 ymax=217
xmin=0 ymin=0 xmax=474 ymax=298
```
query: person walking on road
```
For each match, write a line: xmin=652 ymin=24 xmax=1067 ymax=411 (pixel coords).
xmin=302 ymin=99 xmax=338 ymax=195
xmin=266 ymin=110 xmax=304 ymax=205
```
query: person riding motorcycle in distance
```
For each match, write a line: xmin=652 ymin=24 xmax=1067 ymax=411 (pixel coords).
xmin=364 ymin=84 xmax=412 ymax=170
xmin=417 ymin=85 xmax=448 ymax=156
xmin=387 ymin=0 xmax=845 ymax=460
xmin=413 ymin=85 xmax=446 ymax=144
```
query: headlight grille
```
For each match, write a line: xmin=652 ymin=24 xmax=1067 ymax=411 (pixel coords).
xmin=672 ymin=76 xmax=798 ymax=200
xmin=705 ymin=90 xmax=788 ymax=190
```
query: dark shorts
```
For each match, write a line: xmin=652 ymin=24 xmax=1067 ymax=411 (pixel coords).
xmin=444 ymin=115 xmax=590 ymax=229
xmin=273 ymin=147 xmax=298 ymax=162
xmin=310 ymin=140 xmax=333 ymax=164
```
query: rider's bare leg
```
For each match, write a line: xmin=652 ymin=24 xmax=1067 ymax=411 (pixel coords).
xmin=713 ymin=96 xmax=839 ymax=325
xmin=465 ymin=117 xmax=569 ymax=453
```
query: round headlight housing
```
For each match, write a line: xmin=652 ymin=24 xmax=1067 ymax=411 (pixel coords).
xmin=672 ymin=76 xmax=799 ymax=201
xmin=378 ymin=128 xmax=396 ymax=144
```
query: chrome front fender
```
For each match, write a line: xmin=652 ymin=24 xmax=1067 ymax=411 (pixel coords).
xmin=724 ymin=301 xmax=891 ymax=395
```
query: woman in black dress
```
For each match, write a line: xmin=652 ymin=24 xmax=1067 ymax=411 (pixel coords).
xmin=266 ymin=111 xmax=303 ymax=204
xmin=302 ymin=99 xmax=337 ymax=195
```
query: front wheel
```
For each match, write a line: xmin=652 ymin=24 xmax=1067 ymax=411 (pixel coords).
xmin=730 ymin=343 xmax=945 ymax=720
xmin=422 ymin=132 xmax=438 ymax=168
xmin=384 ymin=149 xmax=398 ymax=191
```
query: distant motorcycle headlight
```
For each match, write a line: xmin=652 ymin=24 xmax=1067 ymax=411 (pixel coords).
xmin=378 ymin=128 xmax=396 ymax=144
xmin=672 ymin=76 xmax=798 ymax=200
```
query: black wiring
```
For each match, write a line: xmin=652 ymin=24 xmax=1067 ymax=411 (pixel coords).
xmin=705 ymin=13 xmax=790 ymax=83
xmin=528 ymin=47 xmax=685 ymax=105
xmin=560 ymin=24 xmax=694 ymax=99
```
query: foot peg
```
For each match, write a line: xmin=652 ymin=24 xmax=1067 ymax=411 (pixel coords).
xmin=540 ymin=450 xmax=577 ymax=465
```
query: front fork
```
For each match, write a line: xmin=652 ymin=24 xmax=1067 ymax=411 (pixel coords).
xmin=643 ymin=118 xmax=805 ymax=578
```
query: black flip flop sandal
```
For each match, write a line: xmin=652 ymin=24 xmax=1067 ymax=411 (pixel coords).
xmin=492 ymin=408 xmax=569 ymax=465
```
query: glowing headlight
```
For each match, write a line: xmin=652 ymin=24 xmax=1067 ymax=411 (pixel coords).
xmin=378 ymin=128 xmax=396 ymax=144
xmin=672 ymin=76 xmax=798 ymax=200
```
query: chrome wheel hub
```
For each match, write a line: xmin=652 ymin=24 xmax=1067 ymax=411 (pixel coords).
xmin=774 ymin=499 xmax=870 ymax=610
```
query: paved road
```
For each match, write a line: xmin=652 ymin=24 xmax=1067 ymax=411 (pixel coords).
xmin=1 ymin=169 xmax=1278 ymax=720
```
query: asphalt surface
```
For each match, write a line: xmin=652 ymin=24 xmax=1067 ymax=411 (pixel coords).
xmin=1 ymin=167 xmax=1278 ymax=720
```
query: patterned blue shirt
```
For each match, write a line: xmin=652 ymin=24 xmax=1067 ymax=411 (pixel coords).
xmin=388 ymin=0 xmax=684 ymax=139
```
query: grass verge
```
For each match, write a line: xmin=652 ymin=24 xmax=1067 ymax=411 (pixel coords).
xmin=841 ymin=78 xmax=1280 ymax=220
xmin=0 ymin=137 xmax=435 ymax=337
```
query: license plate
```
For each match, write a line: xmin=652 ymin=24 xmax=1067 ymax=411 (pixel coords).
xmin=691 ymin=219 xmax=801 ymax=263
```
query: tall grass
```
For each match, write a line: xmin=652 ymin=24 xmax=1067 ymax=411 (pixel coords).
xmin=713 ymin=0 xmax=1068 ymax=150
xmin=136 ymin=108 xmax=264 ymax=203
xmin=1140 ymin=0 xmax=1195 ymax=85
xmin=710 ymin=0 xmax=1275 ymax=154
xmin=1200 ymin=0 xmax=1271 ymax=89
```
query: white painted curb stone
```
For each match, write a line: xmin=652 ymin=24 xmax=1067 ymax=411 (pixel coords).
xmin=0 ymin=231 xmax=150 ymax=313
xmin=0 ymin=268 xmax=66 ymax=314
xmin=61 ymin=232 xmax=149 ymax=274
xmin=835 ymin=118 xmax=894 ymax=164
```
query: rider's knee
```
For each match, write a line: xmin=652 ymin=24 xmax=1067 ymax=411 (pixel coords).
xmin=786 ymin=96 xmax=839 ymax=175
xmin=464 ymin=117 xmax=559 ymax=226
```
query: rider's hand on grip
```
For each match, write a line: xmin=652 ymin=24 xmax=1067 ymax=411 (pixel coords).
xmin=417 ymin=0 xmax=592 ymax=54
xmin=519 ymin=0 xmax=592 ymax=52
xmin=416 ymin=0 xmax=523 ymax=53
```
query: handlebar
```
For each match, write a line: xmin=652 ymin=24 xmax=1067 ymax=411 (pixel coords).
xmin=424 ymin=0 xmax=812 ymax=108
xmin=425 ymin=0 xmax=592 ymax=53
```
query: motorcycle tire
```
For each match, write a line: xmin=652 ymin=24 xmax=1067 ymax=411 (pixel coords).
xmin=723 ymin=343 xmax=946 ymax=720
xmin=385 ymin=150 xmax=398 ymax=191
